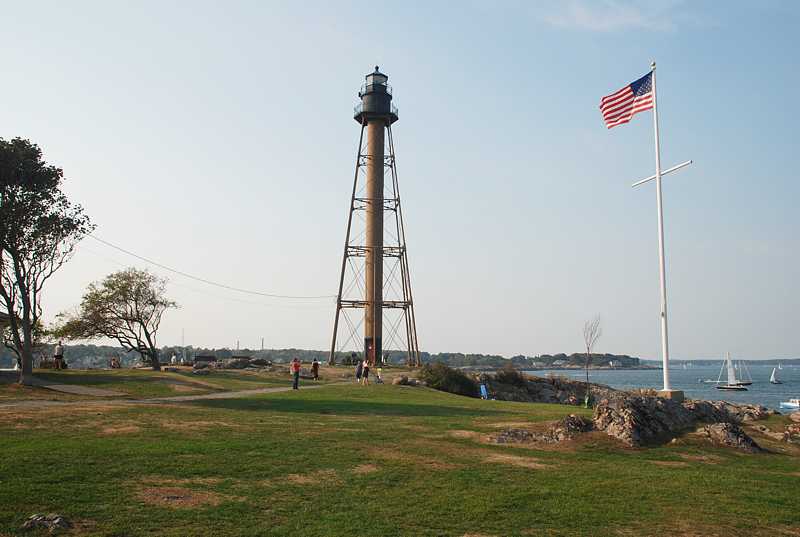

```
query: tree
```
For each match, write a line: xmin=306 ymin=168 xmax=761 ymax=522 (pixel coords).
xmin=54 ymin=268 xmax=177 ymax=371
xmin=582 ymin=315 xmax=602 ymax=406
xmin=0 ymin=138 xmax=94 ymax=384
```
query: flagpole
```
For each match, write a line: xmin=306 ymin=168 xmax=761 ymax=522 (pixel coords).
xmin=651 ymin=60 xmax=671 ymax=392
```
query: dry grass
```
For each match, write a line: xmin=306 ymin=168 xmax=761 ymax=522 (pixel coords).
xmin=351 ymin=464 xmax=379 ymax=475
xmin=483 ymin=453 xmax=551 ymax=470
xmin=100 ymin=424 xmax=142 ymax=435
xmin=137 ymin=486 xmax=228 ymax=508
xmin=284 ymin=469 xmax=340 ymax=486
xmin=650 ymin=460 xmax=690 ymax=468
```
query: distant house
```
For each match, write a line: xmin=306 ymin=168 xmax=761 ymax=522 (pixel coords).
xmin=552 ymin=360 xmax=567 ymax=367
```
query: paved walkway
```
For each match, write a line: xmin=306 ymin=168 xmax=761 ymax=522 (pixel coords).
xmin=0 ymin=383 xmax=331 ymax=410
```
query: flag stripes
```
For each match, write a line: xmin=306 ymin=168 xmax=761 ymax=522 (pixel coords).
xmin=599 ymin=72 xmax=654 ymax=129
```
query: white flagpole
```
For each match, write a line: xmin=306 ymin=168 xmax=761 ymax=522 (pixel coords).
xmin=651 ymin=60 xmax=671 ymax=392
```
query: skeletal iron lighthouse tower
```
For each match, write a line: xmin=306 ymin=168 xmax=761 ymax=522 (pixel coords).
xmin=329 ymin=67 xmax=420 ymax=367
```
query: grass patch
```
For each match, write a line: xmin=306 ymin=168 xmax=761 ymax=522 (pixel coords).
xmin=1 ymin=381 xmax=799 ymax=536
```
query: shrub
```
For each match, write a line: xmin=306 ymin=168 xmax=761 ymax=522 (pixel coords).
xmin=418 ymin=363 xmax=479 ymax=398
xmin=495 ymin=364 xmax=528 ymax=388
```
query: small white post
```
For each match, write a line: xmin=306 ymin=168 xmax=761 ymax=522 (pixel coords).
xmin=651 ymin=61 xmax=671 ymax=392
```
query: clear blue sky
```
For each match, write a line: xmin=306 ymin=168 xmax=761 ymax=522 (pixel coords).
xmin=4 ymin=1 xmax=798 ymax=359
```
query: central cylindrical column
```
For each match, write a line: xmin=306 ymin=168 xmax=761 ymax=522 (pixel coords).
xmin=364 ymin=119 xmax=384 ymax=364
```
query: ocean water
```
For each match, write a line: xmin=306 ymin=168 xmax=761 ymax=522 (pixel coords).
xmin=524 ymin=364 xmax=800 ymax=410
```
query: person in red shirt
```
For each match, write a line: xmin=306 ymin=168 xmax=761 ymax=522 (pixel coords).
xmin=290 ymin=357 xmax=301 ymax=390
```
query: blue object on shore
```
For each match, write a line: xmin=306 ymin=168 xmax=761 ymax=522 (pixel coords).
xmin=480 ymin=384 xmax=489 ymax=400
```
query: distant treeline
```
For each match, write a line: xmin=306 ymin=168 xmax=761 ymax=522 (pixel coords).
xmin=1 ymin=344 xmax=640 ymax=369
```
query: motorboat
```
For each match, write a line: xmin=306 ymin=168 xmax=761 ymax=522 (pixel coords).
xmin=779 ymin=399 xmax=800 ymax=410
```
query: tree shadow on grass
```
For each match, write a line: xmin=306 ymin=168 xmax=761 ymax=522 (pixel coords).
xmin=187 ymin=397 xmax=503 ymax=418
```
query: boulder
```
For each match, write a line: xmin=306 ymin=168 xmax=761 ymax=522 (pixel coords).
xmin=789 ymin=412 xmax=800 ymax=424
xmin=701 ymin=423 xmax=763 ymax=453
xmin=22 ymin=513 xmax=72 ymax=533
xmin=593 ymin=395 xmax=776 ymax=448
xmin=192 ymin=369 xmax=210 ymax=376
xmin=493 ymin=415 xmax=593 ymax=445
xmin=550 ymin=414 xmax=594 ymax=442
xmin=192 ymin=362 xmax=208 ymax=370
xmin=223 ymin=358 xmax=250 ymax=369
xmin=250 ymin=358 xmax=271 ymax=367
xmin=593 ymin=396 xmax=695 ymax=446
xmin=392 ymin=375 xmax=409 ymax=386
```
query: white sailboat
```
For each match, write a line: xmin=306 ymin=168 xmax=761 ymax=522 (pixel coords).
xmin=735 ymin=361 xmax=753 ymax=386
xmin=716 ymin=352 xmax=748 ymax=391
xmin=770 ymin=367 xmax=782 ymax=385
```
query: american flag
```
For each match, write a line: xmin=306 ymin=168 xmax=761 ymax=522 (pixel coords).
xmin=599 ymin=72 xmax=654 ymax=129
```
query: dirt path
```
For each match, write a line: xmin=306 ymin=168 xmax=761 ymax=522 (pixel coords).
xmin=0 ymin=383 xmax=333 ymax=410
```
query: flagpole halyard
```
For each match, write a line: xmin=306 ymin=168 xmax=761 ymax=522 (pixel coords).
xmin=651 ymin=61 xmax=671 ymax=392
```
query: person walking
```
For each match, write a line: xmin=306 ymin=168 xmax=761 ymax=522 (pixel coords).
xmin=290 ymin=357 xmax=302 ymax=390
xmin=53 ymin=340 xmax=65 ymax=370
xmin=362 ymin=359 xmax=371 ymax=386
xmin=355 ymin=359 xmax=363 ymax=384
xmin=311 ymin=358 xmax=320 ymax=381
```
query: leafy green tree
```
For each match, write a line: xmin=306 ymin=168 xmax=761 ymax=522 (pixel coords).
xmin=0 ymin=138 xmax=94 ymax=384
xmin=54 ymin=268 xmax=177 ymax=371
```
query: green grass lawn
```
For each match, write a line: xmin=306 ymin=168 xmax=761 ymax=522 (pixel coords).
xmin=0 ymin=368 xmax=303 ymax=401
xmin=1 ymin=382 xmax=799 ymax=536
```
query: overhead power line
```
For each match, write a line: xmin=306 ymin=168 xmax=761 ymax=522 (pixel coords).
xmin=87 ymin=234 xmax=336 ymax=300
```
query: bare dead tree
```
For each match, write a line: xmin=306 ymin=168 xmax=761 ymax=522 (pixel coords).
xmin=583 ymin=315 xmax=602 ymax=405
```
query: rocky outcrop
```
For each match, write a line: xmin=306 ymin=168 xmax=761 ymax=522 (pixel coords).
xmin=222 ymin=358 xmax=251 ymax=369
xmin=701 ymin=423 xmax=763 ymax=453
xmin=476 ymin=372 xmax=619 ymax=406
xmin=493 ymin=414 xmax=593 ymax=445
xmin=684 ymin=400 xmax=776 ymax=423
xmin=592 ymin=396 xmax=771 ymax=448
xmin=593 ymin=396 xmax=695 ymax=446
xmin=22 ymin=513 xmax=72 ymax=533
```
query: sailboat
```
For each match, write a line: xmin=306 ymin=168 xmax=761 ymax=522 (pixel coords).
xmin=734 ymin=361 xmax=753 ymax=386
xmin=716 ymin=353 xmax=748 ymax=391
xmin=770 ymin=367 xmax=783 ymax=385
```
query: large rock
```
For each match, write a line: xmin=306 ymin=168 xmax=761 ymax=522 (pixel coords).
xmin=478 ymin=372 xmax=620 ymax=406
xmin=22 ymin=513 xmax=72 ymax=533
xmin=593 ymin=396 xmax=696 ymax=446
xmin=392 ymin=375 xmax=408 ymax=386
xmin=701 ymin=423 xmax=763 ymax=453
xmin=789 ymin=412 xmax=800 ymax=424
xmin=192 ymin=362 xmax=208 ymax=370
xmin=593 ymin=395 xmax=775 ymax=448
xmin=223 ymin=358 xmax=250 ymax=369
xmin=685 ymin=400 xmax=776 ymax=423
xmin=250 ymin=358 xmax=271 ymax=367
xmin=493 ymin=414 xmax=593 ymax=445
